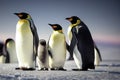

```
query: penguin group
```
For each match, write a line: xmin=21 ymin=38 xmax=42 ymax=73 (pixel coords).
xmin=0 ymin=12 xmax=102 ymax=71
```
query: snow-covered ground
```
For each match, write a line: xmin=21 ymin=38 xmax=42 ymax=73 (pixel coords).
xmin=0 ymin=60 xmax=120 ymax=80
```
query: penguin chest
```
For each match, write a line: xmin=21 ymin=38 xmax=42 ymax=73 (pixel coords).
xmin=67 ymin=26 xmax=72 ymax=41
xmin=49 ymin=32 xmax=66 ymax=61
xmin=16 ymin=19 xmax=34 ymax=67
xmin=16 ymin=19 xmax=33 ymax=50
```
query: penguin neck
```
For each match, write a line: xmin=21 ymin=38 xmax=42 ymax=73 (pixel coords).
xmin=69 ymin=20 xmax=81 ymax=28
xmin=54 ymin=30 xmax=63 ymax=34
xmin=26 ymin=17 xmax=34 ymax=26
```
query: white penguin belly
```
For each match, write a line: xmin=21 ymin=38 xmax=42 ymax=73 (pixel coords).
xmin=73 ymin=45 xmax=82 ymax=69
xmin=49 ymin=32 xmax=66 ymax=68
xmin=16 ymin=20 xmax=34 ymax=68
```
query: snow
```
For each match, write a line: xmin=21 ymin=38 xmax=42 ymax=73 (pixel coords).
xmin=0 ymin=60 xmax=120 ymax=80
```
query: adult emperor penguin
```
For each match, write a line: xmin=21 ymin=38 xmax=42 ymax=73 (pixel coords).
xmin=48 ymin=24 xmax=66 ymax=71
xmin=4 ymin=38 xmax=17 ymax=63
xmin=66 ymin=16 xmax=95 ymax=71
xmin=14 ymin=12 xmax=39 ymax=70
xmin=37 ymin=39 xmax=49 ymax=70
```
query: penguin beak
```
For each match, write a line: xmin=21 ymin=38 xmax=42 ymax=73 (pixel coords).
xmin=14 ymin=13 xmax=19 ymax=15
xmin=48 ymin=24 xmax=53 ymax=26
xmin=48 ymin=24 xmax=57 ymax=29
xmin=14 ymin=13 xmax=23 ymax=18
xmin=66 ymin=17 xmax=72 ymax=21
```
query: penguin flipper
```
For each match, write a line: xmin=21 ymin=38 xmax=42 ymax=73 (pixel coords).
xmin=4 ymin=44 xmax=10 ymax=63
xmin=70 ymin=27 xmax=78 ymax=53
xmin=67 ymin=27 xmax=78 ymax=60
xmin=28 ymin=19 xmax=39 ymax=59
xmin=66 ymin=42 xmax=74 ymax=60
xmin=48 ymin=50 xmax=53 ymax=58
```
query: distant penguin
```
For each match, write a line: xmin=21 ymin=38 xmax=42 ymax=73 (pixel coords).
xmin=4 ymin=38 xmax=17 ymax=63
xmin=0 ymin=42 xmax=6 ymax=63
xmin=66 ymin=16 xmax=95 ymax=71
xmin=48 ymin=24 xmax=66 ymax=71
xmin=94 ymin=44 xmax=102 ymax=66
xmin=14 ymin=12 xmax=39 ymax=70
xmin=37 ymin=39 xmax=49 ymax=70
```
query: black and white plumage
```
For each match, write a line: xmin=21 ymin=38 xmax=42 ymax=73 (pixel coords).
xmin=14 ymin=12 xmax=39 ymax=70
xmin=66 ymin=16 xmax=96 ymax=70
xmin=37 ymin=39 xmax=49 ymax=70
xmin=48 ymin=24 xmax=66 ymax=71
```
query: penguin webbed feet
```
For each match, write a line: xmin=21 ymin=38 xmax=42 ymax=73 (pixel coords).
xmin=72 ymin=68 xmax=88 ymax=71
xmin=50 ymin=67 xmax=66 ymax=71
xmin=38 ymin=68 xmax=49 ymax=71
xmin=67 ymin=56 xmax=74 ymax=61
xmin=15 ymin=67 xmax=35 ymax=71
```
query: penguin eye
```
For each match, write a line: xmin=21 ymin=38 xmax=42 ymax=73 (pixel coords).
xmin=52 ymin=26 xmax=57 ymax=29
xmin=18 ymin=14 xmax=23 ymax=18
xmin=69 ymin=18 xmax=73 ymax=21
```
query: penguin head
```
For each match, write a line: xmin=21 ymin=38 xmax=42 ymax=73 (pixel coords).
xmin=48 ymin=24 xmax=63 ymax=33
xmin=39 ymin=39 xmax=46 ymax=46
xmin=66 ymin=16 xmax=81 ymax=25
xmin=14 ymin=12 xmax=31 ymax=19
xmin=5 ymin=38 xmax=14 ymax=47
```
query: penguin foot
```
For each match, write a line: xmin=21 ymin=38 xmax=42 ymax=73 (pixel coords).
xmin=89 ymin=66 xmax=95 ymax=69
xmin=88 ymin=64 xmax=95 ymax=69
xmin=72 ymin=68 xmax=88 ymax=71
xmin=39 ymin=68 xmax=48 ymax=71
xmin=50 ymin=68 xmax=66 ymax=71
xmin=15 ymin=67 xmax=21 ymax=70
xmin=50 ymin=68 xmax=56 ymax=70
xmin=67 ymin=57 xmax=74 ymax=61
xmin=58 ymin=68 xmax=66 ymax=71
xmin=15 ymin=67 xmax=35 ymax=71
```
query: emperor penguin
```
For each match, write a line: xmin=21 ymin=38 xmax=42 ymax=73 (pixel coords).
xmin=0 ymin=42 xmax=6 ymax=63
xmin=48 ymin=24 xmax=66 ymax=71
xmin=37 ymin=39 xmax=49 ymax=70
xmin=66 ymin=16 xmax=95 ymax=71
xmin=14 ymin=12 xmax=39 ymax=70
xmin=4 ymin=38 xmax=17 ymax=63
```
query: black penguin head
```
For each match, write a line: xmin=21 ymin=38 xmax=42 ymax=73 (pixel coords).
xmin=14 ymin=12 xmax=31 ymax=19
xmin=39 ymin=39 xmax=46 ymax=46
xmin=48 ymin=24 xmax=62 ymax=31
xmin=5 ymin=38 xmax=14 ymax=45
xmin=66 ymin=16 xmax=81 ymax=24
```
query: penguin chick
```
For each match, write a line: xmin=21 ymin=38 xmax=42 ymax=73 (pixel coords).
xmin=37 ymin=39 xmax=49 ymax=70
xmin=48 ymin=24 xmax=66 ymax=71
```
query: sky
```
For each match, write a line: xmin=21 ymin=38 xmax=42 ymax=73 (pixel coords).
xmin=0 ymin=0 xmax=120 ymax=45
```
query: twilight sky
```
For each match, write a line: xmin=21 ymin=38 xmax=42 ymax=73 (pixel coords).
xmin=0 ymin=0 xmax=120 ymax=44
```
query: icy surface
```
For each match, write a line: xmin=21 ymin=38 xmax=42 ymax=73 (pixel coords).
xmin=0 ymin=60 xmax=120 ymax=80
